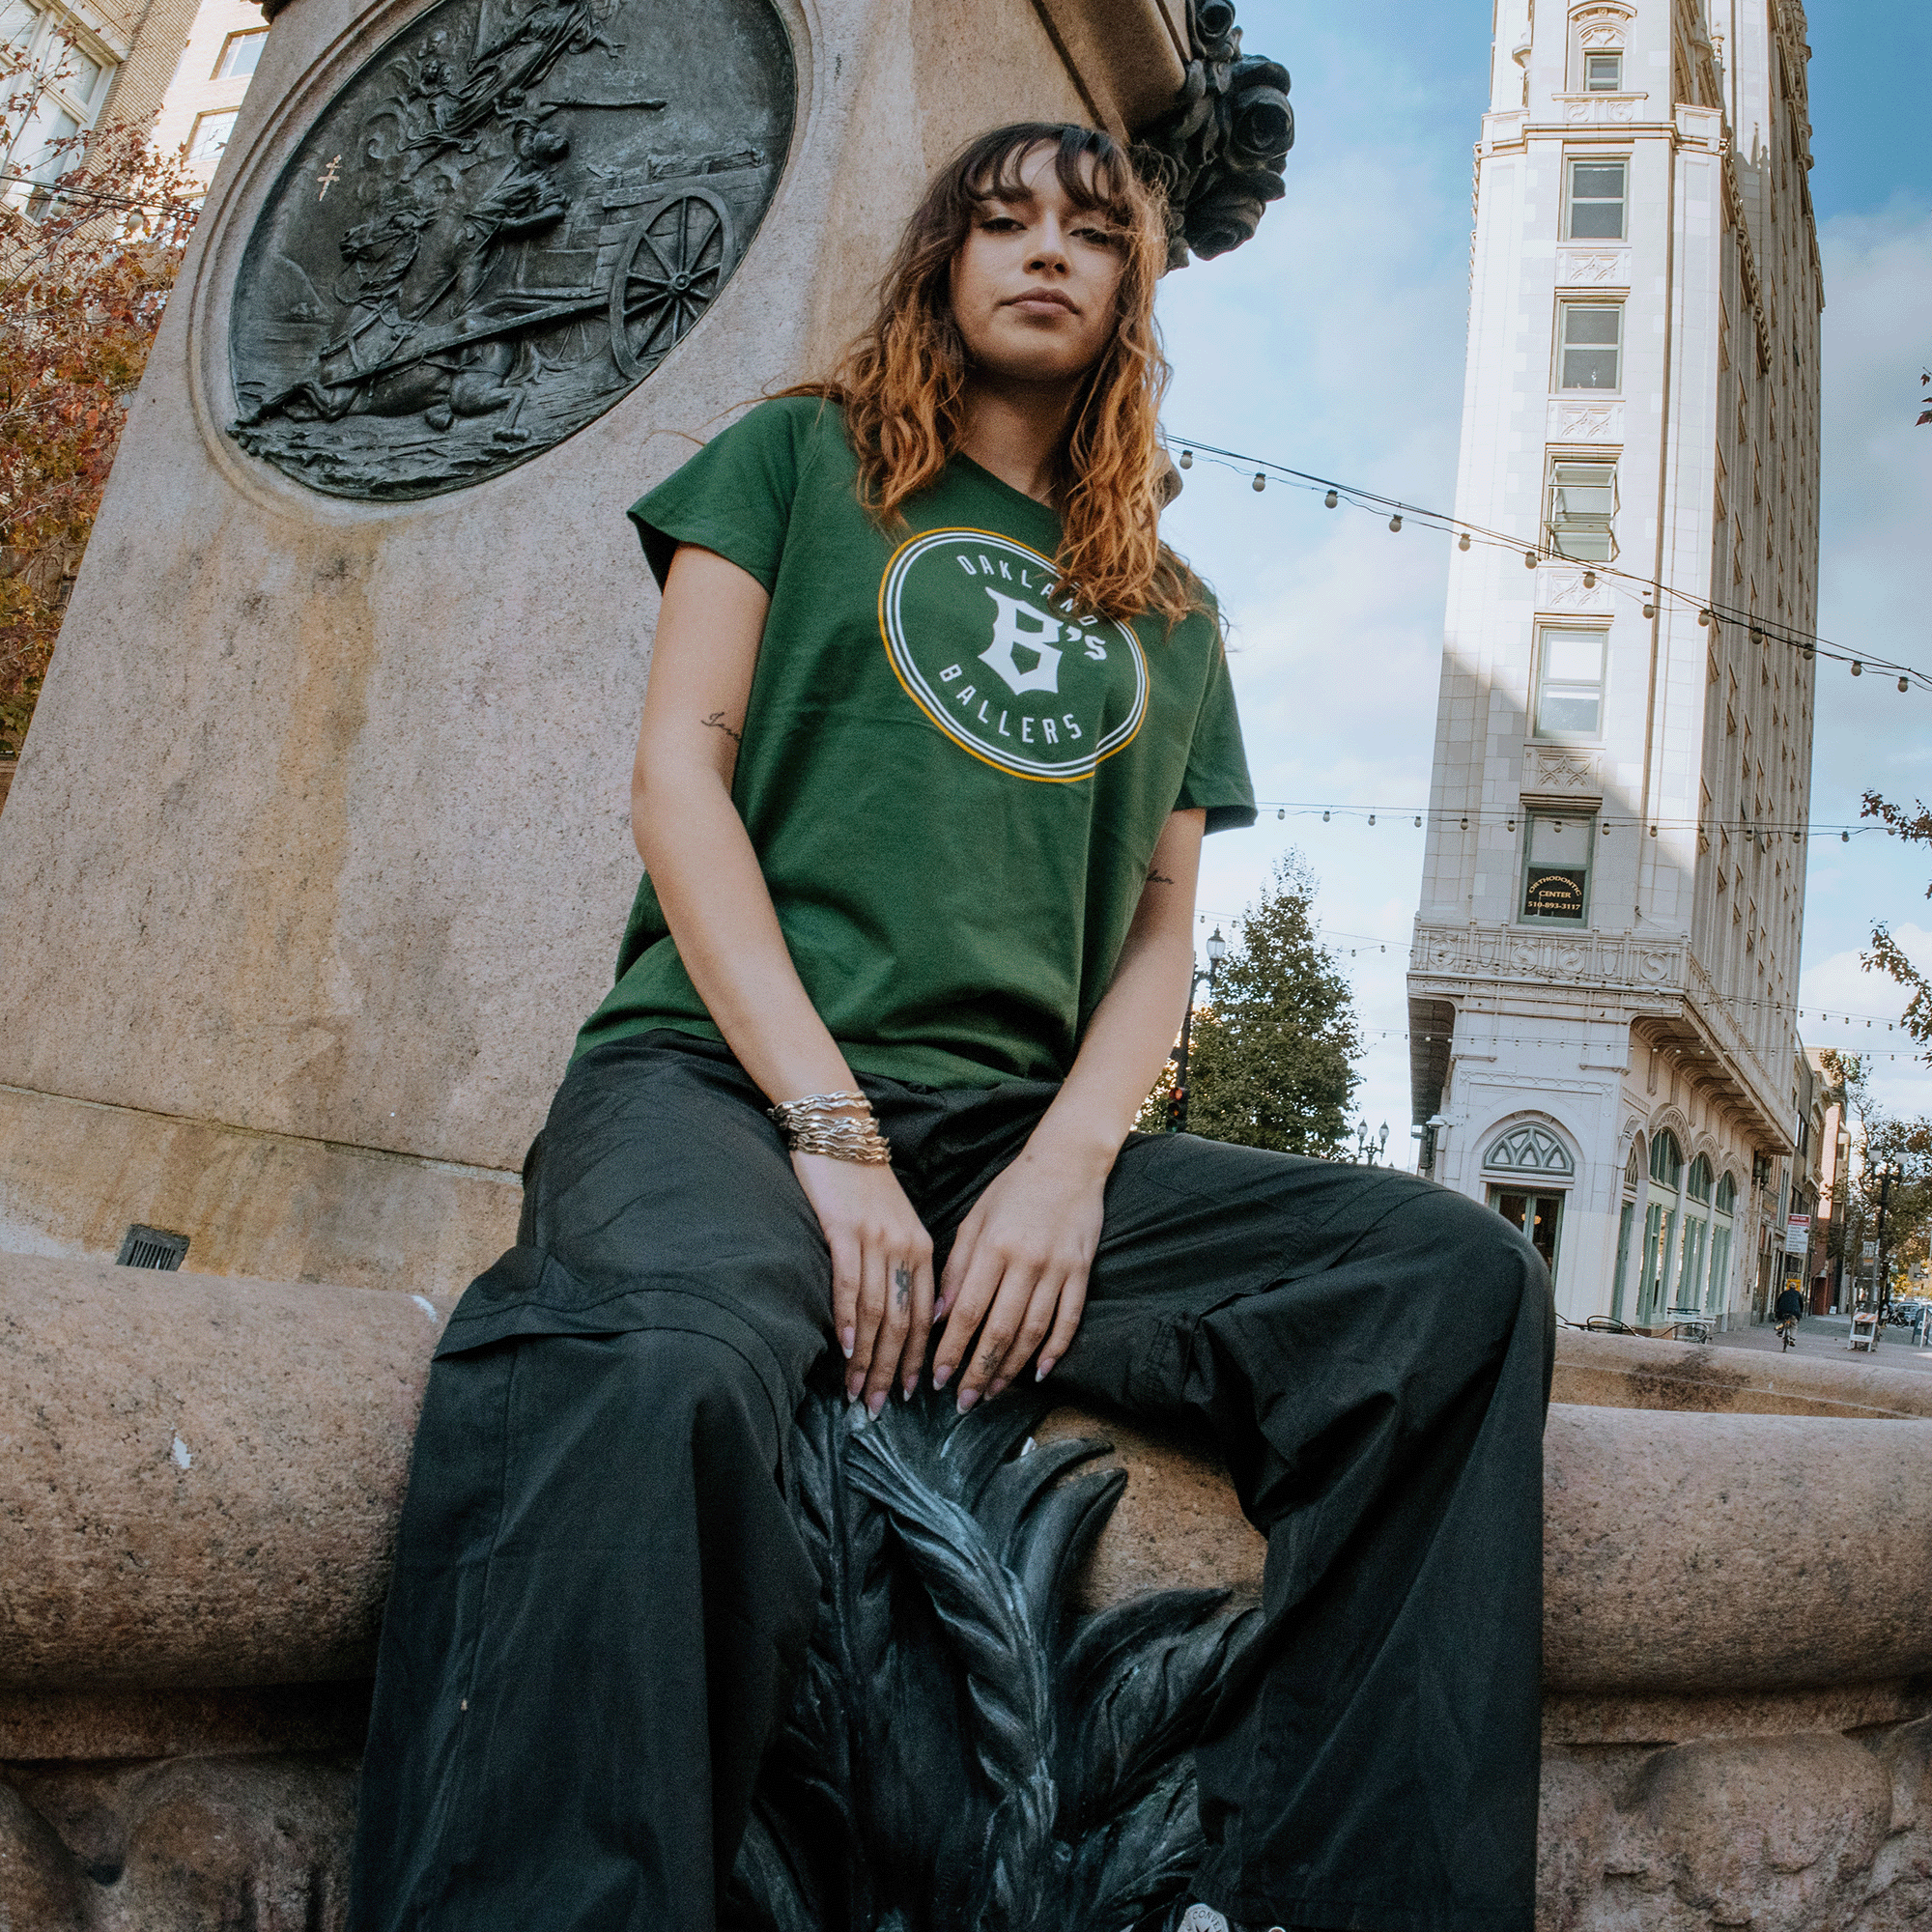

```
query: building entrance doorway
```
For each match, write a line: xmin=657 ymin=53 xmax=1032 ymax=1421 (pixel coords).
xmin=1490 ymin=1187 xmax=1562 ymax=1277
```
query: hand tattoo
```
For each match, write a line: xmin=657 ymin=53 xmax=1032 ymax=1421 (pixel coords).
xmin=700 ymin=711 xmax=743 ymax=746
xmin=978 ymin=1347 xmax=1003 ymax=1377
xmin=895 ymin=1264 xmax=912 ymax=1312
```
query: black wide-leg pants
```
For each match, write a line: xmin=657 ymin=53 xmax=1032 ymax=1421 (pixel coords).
xmin=349 ymin=1034 xmax=1553 ymax=1932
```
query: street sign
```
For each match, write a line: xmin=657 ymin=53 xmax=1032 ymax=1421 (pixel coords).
xmin=1785 ymin=1214 xmax=1811 ymax=1256
xmin=1863 ymin=1241 xmax=1880 ymax=1260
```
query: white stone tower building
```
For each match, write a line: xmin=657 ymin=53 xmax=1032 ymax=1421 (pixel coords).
xmin=1406 ymin=0 xmax=1822 ymax=1324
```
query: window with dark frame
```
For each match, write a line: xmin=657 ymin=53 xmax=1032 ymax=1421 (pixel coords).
xmin=1558 ymin=303 xmax=1622 ymax=391
xmin=1520 ymin=813 xmax=1594 ymax=923
xmin=1567 ymin=157 xmax=1628 ymax=240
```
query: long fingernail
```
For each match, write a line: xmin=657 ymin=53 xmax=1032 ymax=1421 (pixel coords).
xmin=932 ymin=1363 xmax=952 ymax=1390
xmin=987 ymin=1378 xmax=1008 ymax=1400
xmin=901 ymin=1378 xmax=916 ymax=1402
xmin=1036 ymin=1356 xmax=1056 ymax=1381
xmin=839 ymin=1327 xmax=855 ymax=1360
xmin=934 ymin=1296 xmax=951 ymax=1321
xmin=846 ymin=1376 xmax=864 ymax=1403
xmin=867 ymin=1389 xmax=887 ymax=1418
xmin=955 ymin=1387 xmax=980 ymax=1414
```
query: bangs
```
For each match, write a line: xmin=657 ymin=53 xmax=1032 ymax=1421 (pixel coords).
xmin=961 ymin=124 xmax=1138 ymax=228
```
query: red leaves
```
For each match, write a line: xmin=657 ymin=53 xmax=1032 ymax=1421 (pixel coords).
xmin=0 ymin=122 xmax=200 ymax=755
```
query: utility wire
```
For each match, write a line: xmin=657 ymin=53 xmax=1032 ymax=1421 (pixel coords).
xmin=1167 ymin=435 xmax=1931 ymax=695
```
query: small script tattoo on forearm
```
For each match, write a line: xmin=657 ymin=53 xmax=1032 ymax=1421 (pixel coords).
xmin=895 ymin=1265 xmax=912 ymax=1313
xmin=1145 ymin=868 xmax=1176 ymax=885
xmin=700 ymin=711 xmax=743 ymax=746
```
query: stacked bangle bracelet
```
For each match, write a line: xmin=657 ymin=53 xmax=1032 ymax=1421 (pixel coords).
xmin=769 ymin=1091 xmax=892 ymax=1165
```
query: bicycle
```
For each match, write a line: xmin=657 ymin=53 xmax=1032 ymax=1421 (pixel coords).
xmin=1776 ymin=1314 xmax=1799 ymax=1350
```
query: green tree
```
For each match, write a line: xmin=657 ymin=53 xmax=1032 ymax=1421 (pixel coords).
xmin=1816 ymin=1050 xmax=1932 ymax=1293
xmin=1138 ymin=855 xmax=1364 ymax=1155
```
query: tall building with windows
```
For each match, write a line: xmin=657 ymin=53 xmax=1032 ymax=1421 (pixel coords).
xmin=1406 ymin=0 xmax=1823 ymax=1325
xmin=149 ymin=0 xmax=264 ymax=185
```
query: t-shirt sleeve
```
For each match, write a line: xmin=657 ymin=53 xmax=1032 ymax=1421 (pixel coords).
xmin=1176 ymin=624 xmax=1257 ymax=835
xmin=627 ymin=397 xmax=812 ymax=592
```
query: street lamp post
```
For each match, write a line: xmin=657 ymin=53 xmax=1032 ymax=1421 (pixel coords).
xmin=1355 ymin=1120 xmax=1390 ymax=1166
xmin=1167 ymin=927 xmax=1226 ymax=1133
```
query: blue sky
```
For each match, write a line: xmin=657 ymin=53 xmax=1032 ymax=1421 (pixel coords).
xmin=1153 ymin=0 xmax=1932 ymax=1151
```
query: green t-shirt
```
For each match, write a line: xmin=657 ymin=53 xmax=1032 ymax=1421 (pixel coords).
xmin=576 ymin=396 xmax=1255 ymax=1089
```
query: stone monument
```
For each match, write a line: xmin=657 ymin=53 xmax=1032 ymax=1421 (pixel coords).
xmin=0 ymin=0 xmax=1289 ymax=1296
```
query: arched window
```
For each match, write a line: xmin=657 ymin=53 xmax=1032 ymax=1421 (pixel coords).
xmin=1676 ymin=1155 xmax=1715 ymax=1310
xmin=1706 ymin=1173 xmax=1737 ymax=1313
xmin=1649 ymin=1130 xmax=1683 ymax=1189
xmin=1686 ymin=1155 xmax=1713 ymax=1204
xmin=1484 ymin=1122 xmax=1574 ymax=1286
xmin=1484 ymin=1122 xmax=1577 ymax=1177
xmin=1715 ymin=1172 xmax=1736 ymax=1214
xmin=1613 ymin=1138 xmax=1644 ymax=1322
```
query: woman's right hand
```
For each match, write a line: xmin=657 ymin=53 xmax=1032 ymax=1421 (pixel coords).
xmin=791 ymin=1154 xmax=935 ymax=1414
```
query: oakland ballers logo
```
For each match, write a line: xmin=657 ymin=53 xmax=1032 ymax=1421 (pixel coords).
xmin=878 ymin=529 xmax=1149 ymax=781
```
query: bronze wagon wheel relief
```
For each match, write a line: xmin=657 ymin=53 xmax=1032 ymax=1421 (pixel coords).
xmin=610 ymin=190 xmax=733 ymax=379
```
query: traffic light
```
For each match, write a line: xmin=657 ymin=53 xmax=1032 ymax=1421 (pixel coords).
xmin=1166 ymin=1086 xmax=1188 ymax=1133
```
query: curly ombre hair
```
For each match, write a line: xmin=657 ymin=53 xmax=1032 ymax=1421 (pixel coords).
xmin=794 ymin=123 xmax=1202 ymax=628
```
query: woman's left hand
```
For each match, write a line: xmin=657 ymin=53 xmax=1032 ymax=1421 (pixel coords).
xmin=931 ymin=1138 xmax=1108 ymax=1409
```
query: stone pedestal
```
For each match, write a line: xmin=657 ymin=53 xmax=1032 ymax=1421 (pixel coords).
xmin=0 ymin=0 xmax=1188 ymax=1296
xmin=7 ymin=1270 xmax=1932 ymax=1929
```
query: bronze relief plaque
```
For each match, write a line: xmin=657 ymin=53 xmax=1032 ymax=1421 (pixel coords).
xmin=227 ymin=0 xmax=793 ymax=499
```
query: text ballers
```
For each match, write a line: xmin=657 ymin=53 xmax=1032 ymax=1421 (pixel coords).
xmin=879 ymin=529 xmax=1149 ymax=781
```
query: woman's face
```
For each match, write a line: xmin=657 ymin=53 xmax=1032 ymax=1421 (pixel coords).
xmin=949 ymin=143 xmax=1128 ymax=388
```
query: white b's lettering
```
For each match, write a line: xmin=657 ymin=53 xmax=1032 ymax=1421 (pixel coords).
xmin=980 ymin=590 xmax=1065 ymax=696
xmin=940 ymin=664 xmax=963 ymax=682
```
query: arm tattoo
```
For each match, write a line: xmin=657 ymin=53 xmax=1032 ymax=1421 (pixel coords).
xmin=895 ymin=1264 xmax=912 ymax=1313
xmin=1145 ymin=868 xmax=1176 ymax=885
xmin=700 ymin=711 xmax=743 ymax=746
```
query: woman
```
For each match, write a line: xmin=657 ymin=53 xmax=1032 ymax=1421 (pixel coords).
xmin=349 ymin=123 xmax=1553 ymax=1932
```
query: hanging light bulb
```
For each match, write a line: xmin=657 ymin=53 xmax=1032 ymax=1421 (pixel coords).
xmin=1643 ymin=601 xmax=1656 ymax=618
xmin=1413 ymin=815 xmax=1422 ymax=827
xmin=1252 ymin=472 xmax=1266 ymax=493
xmin=1524 ymin=551 xmax=1539 ymax=569
xmin=1389 ymin=514 xmax=1403 ymax=533
xmin=1698 ymin=609 xmax=1713 ymax=627
xmin=1323 ymin=489 xmax=1339 ymax=509
xmin=1841 ymin=830 xmax=1850 ymax=842
xmin=1852 ymin=661 xmax=1862 ymax=676
xmin=1460 ymin=816 xmax=1468 ymax=831
xmin=1369 ymin=814 xmax=1377 ymax=825
xmin=1277 ymin=808 xmax=1285 ymax=820
xmin=1582 ymin=571 xmax=1597 ymax=588
xmin=1322 ymin=810 xmax=1331 ymax=822
xmin=1458 ymin=532 xmax=1471 ymax=552
xmin=1506 ymin=817 xmax=1516 ymax=831
xmin=1179 ymin=448 xmax=1194 ymax=469
xmin=1900 ymin=677 xmax=1911 ymax=694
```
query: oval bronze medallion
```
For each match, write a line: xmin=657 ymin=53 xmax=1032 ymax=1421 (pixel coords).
xmin=227 ymin=0 xmax=793 ymax=500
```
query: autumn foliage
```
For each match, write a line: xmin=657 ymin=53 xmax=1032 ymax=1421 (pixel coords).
xmin=0 ymin=117 xmax=199 ymax=758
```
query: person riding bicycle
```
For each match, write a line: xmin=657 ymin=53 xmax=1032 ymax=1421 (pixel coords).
xmin=1775 ymin=1283 xmax=1805 ymax=1347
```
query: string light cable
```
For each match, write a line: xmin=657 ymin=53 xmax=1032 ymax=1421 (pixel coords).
xmin=1166 ymin=435 xmax=1932 ymax=697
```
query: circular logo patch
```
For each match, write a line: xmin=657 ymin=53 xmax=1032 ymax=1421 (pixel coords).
xmin=879 ymin=529 xmax=1148 ymax=781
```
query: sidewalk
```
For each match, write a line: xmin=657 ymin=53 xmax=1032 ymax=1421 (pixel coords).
xmin=1709 ymin=1319 xmax=1932 ymax=1374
